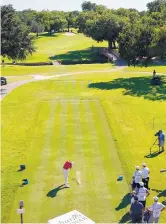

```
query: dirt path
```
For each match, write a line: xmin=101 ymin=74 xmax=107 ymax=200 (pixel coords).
xmin=1 ymin=67 xmax=166 ymax=101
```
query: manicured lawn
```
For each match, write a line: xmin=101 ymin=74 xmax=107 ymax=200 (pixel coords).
xmin=1 ymin=63 xmax=114 ymax=77
xmin=3 ymin=33 xmax=108 ymax=63
xmin=2 ymin=71 xmax=166 ymax=223
xmin=124 ymin=66 xmax=166 ymax=73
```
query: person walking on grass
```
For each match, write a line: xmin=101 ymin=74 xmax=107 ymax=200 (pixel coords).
xmin=142 ymin=163 xmax=150 ymax=189
xmin=130 ymin=195 xmax=144 ymax=223
xmin=133 ymin=166 xmax=142 ymax=189
xmin=63 ymin=161 xmax=74 ymax=188
xmin=148 ymin=196 xmax=166 ymax=223
xmin=136 ymin=182 xmax=150 ymax=209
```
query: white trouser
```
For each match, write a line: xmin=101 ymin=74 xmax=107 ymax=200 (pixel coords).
xmin=63 ymin=168 xmax=69 ymax=185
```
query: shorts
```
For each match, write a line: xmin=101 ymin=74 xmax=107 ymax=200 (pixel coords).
xmin=133 ymin=181 xmax=140 ymax=189
xmin=159 ymin=140 xmax=164 ymax=147
xmin=139 ymin=200 xmax=146 ymax=208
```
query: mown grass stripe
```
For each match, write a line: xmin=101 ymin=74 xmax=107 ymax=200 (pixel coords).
xmin=25 ymin=102 xmax=56 ymax=222
xmin=83 ymin=101 xmax=116 ymax=222
xmin=91 ymin=101 xmax=130 ymax=221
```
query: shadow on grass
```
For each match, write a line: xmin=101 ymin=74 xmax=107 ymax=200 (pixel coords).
xmin=115 ymin=193 xmax=131 ymax=211
xmin=47 ymin=184 xmax=66 ymax=198
xmin=88 ymin=76 xmax=166 ymax=101
xmin=152 ymin=189 xmax=166 ymax=198
xmin=144 ymin=150 xmax=164 ymax=158
xmin=49 ymin=48 xmax=108 ymax=65
xmin=119 ymin=212 xmax=131 ymax=223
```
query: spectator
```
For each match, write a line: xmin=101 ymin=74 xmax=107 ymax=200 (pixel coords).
xmin=130 ymin=195 xmax=144 ymax=223
xmin=148 ymin=196 xmax=166 ymax=223
xmin=142 ymin=163 xmax=150 ymax=189
xmin=158 ymin=130 xmax=165 ymax=152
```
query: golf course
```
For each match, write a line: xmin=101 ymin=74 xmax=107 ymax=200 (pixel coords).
xmin=1 ymin=30 xmax=166 ymax=223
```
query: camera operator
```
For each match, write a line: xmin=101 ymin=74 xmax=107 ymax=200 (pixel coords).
xmin=155 ymin=130 xmax=165 ymax=152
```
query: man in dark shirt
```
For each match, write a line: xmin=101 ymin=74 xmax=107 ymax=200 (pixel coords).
xmin=130 ymin=196 xmax=144 ymax=223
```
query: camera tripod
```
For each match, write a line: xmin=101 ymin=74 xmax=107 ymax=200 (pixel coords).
xmin=149 ymin=138 xmax=159 ymax=155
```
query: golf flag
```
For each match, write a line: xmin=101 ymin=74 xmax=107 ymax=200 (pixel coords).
xmin=48 ymin=210 xmax=95 ymax=224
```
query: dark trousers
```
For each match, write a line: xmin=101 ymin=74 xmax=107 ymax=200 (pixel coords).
xmin=142 ymin=177 xmax=149 ymax=189
xmin=131 ymin=215 xmax=143 ymax=223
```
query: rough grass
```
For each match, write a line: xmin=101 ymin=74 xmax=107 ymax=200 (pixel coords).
xmin=1 ymin=71 xmax=166 ymax=223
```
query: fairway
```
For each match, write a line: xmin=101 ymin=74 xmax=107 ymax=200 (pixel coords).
xmin=2 ymin=97 xmax=129 ymax=223
xmin=2 ymin=74 xmax=166 ymax=222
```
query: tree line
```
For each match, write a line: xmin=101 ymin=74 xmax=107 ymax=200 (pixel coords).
xmin=1 ymin=0 xmax=166 ymax=64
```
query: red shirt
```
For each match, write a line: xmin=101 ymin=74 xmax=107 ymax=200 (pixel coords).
xmin=63 ymin=161 xmax=72 ymax=170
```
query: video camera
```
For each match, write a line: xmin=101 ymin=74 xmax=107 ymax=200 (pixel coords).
xmin=154 ymin=130 xmax=161 ymax=137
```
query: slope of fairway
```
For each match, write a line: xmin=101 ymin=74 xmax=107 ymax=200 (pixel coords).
xmin=3 ymin=33 xmax=108 ymax=63
xmin=2 ymin=72 xmax=166 ymax=222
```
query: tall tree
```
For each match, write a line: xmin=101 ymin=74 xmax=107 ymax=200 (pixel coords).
xmin=1 ymin=5 xmax=35 ymax=60
xmin=81 ymin=1 xmax=97 ymax=11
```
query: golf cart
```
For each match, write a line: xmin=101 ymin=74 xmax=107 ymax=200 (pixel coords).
xmin=1 ymin=77 xmax=7 ymax=86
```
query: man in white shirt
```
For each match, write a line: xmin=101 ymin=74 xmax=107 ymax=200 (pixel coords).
xmin=133 ymin=166 xmax=142 ymax=189
xmin=136 ymin=182 xmax=150 ymax=208
xmin=142 ymin=163 xmax=150 ymax=189
xmin=148 ymin=196 xmax=166 ymax=223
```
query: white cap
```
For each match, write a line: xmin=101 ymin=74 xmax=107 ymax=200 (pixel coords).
xmin=135 ymin=166 xmax=140 ymax=170
xmin=153 ymin=196 xmax=159 ymax=202
xmin=142 ymin=163 xmax=146 ymax=167
xmin=139 ymin=182 xmax=144 ymax=187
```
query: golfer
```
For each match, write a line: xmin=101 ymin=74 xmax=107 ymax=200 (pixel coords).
xmin=148 ymin=196 xmax=166 ymax=223
xmin=136 ymin=182 xmax=150 ymax=208
xmin=133 ymin=166 xmax=142 ymax=189
xmin=142 ymin=163 xmax=150 ymax=189
xmin=63 ymin=161 xmax=74 ymax=188
xmin=158 ymin=130 xmax=165 ymax=152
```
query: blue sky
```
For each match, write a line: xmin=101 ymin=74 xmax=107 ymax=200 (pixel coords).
xmin=2 ymin=0 xmax=151 ymax=11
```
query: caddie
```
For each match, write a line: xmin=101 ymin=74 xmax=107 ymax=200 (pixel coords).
xmin=63 ymin=161 xmax=74 ymax=188
xmin=142 ymin=163 xmax=150 ymax=189
xmin=136 ymin=182 xmax=150 ymax=208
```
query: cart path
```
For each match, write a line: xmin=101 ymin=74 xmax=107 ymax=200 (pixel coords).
xmin=1 ymin=67 xmax=166 ymax=101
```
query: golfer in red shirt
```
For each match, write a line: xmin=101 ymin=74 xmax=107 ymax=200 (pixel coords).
xmin=63 ymin=161 xmax=74 ymax=188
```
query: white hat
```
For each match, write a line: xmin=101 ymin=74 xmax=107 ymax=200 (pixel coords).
xmin=142 ymin=163 xmax=146 ymax=167
xmin=135 ymin=166 xmax=140 ymax=170
xmin=153 ymin=196 xmax=159 ymax=202
xmin=139 ymin=182 xmax=144 ymax=187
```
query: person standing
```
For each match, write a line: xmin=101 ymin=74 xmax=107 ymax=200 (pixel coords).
xmin=148 ymin=196 xmax=166 ymax=223
xmin=133 ymin=166 xmax=142 ymax=189
xmin=136 ymin=182 xmax=150 ymax=208
xmin=142 ymin=163 xmax=150 ymax=189
xmin=63 ymin=161 xmax=74 ymax=188
xmin=130 ymin=195 xmax=144 ymax=223
xmin=158 ymin=130 xmax=165 ymax=152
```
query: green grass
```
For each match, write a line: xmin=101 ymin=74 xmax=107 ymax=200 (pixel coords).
xmin=124 ymin=66 xmax=166 ymax=73
xmin=1 ymin=64 xmax=114 ymax=77
xmin=3 ymin=33 xmax=108 ymax=63
xmin=2 ymin=71 xmax=166 ymax=223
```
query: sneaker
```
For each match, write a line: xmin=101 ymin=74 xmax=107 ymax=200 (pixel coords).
xmin=65 ymin=185 xmax=70 ymax=188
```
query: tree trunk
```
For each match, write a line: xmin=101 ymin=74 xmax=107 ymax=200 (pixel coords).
xmin=108 ymin=40 xmax=113 ymax=52
xmin=113 ymin=41 xmax=116 ymax=49
xmin=68 ymin=23 xmax=70 ymax=32
xmin=36 ymin=32 xmax=39 ymax=37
